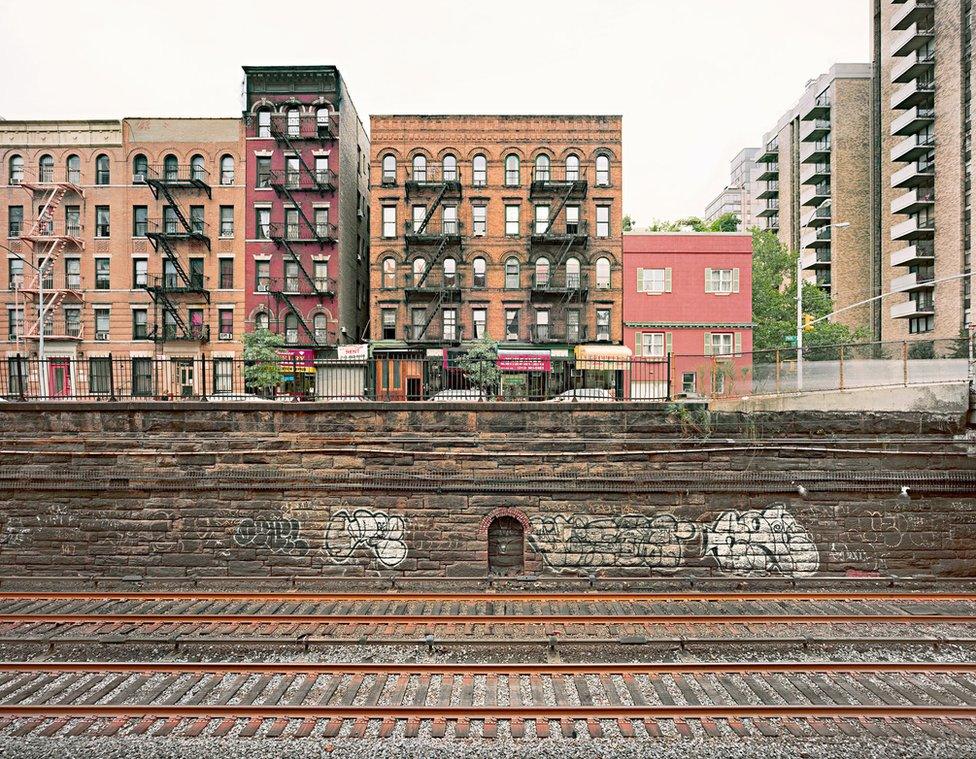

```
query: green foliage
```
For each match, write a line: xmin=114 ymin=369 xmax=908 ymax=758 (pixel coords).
xmin=243 ymin=329 xmax=285 ymax=394
xmin=645 ymin=213 xmax=739 ymax=233
xmin=950 ymin=326 xmax=975 ymax=359
xmin=622 ymin=214 xmax=634 ymax=232
xmin=457 ymin=336 xmax=501 ymax=394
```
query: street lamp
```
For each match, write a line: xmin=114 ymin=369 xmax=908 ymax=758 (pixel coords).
xmin=796 ymin=222 xmax=850 ymax=391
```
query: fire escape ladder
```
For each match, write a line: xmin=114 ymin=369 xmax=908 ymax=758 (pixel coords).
xmin=23 ymin=239 xmax=67 ymax=293
xmin=417 ymin=289 xmax=450 ymax=340
xmin=550 ymin=236 xmax=577 ymax=276
xmin=276 ymin=291 xmax=317 ymax=343
xmin=27 ymin=186 xmax=68 ymax=236
xmin=415 ymin=237 xmax=449 ymax=289
xmin=154 ymin=183 xmax=193 ymax=233
xmin=543 ymin=182 xmax=576 ymax=236
xmin=278 ymin=238 xmax=321 ymax=293
xmin=418 ymin=184 xmax=449 ymax=232
xmin=151 ymin=287 xmax=190 ymax=336
xmin=279 ymin=185 xmax=322 ymax=240
xmin=146 ymin=233 xmax=193 ymax=288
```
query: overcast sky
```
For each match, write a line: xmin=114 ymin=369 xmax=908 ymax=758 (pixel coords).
xmin=0 ymin=0 xmax=868 ymax=222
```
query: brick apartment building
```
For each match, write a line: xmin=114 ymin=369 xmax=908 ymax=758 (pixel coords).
xmin=0 ymin=117 xmax=246 ymax=396
xmin=623 ymin=233 xmax=753 ymax=399
xmin=242 ymin=66 xmax=370 ymax=385
xmin=368 ymin=114 xmax=623 ymax=398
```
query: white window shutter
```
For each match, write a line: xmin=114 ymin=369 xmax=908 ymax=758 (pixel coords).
xmin=734 ymin=331 xmax=742 ymax=355
xmin=665 ymin=332 xmax=673 ymax=355
xmin=704 ymin=332 xmax=713 ymax=355
xmin=732 ymin=268 xmax=740 ymax=293
xmin=704 ymin=268 xmax=713 ymax=293
xmin=665 ymin=268 xmax=672 ymax=293
xmin=634 ymin=333 xmax=643 ymax=356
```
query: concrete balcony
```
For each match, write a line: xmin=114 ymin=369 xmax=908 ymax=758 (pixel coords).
xmin=757 ymin=181 xmax=779 ymax=199
xmin=756 ymin=163 xmax=779 ymax=181
xmin=891 ymin=79 xmax=936 ymax=111
xmin=891 ymin=188 xmax=935 ymax=215
xmin=800 ymin=162 xmax=831 ymax=185
xmin=891 ymin=298 xmax=935 ymax=319
xmin=801 ymin=95 xmax=831 ymax=122
xmin=891 ymin=160 xmax=935 ymax=188
xmin=891 ymin=271 xmax=935 ymax=292
xmin=892 ymin=48 xmax=935 ymax=84
xmin=800 ymin=183 xmax=831 ymax=207
xmin=801 ymin=249 xmax=832 ymax=270
xmin=890 ymin=242 xmax=935 ymax=267
xmin=891 ymin=216 xmax=935 ymax=241
xmin=756 ymin=143 xmax=779 ymax=163
xmin=891 ymin=132 xmax=935 ymax=163
xmin=757 ymin=200 xmax=780 ymax=218
xmin=800 ymin=118 xmax=832 ymax=143
xmin=891 ymin=0 xmax=935 ymax=32
xmin=891 ymin=106 xmax=935 ymax=136
xmin=800 ymin=139 xmax=831 ymax=164
xmin=802 ymin=202 xmax=833 ymax=228
xmin=892 ymin=23 xmax=935 ymax=58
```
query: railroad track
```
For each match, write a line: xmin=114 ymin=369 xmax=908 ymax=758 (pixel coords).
xmin=0 ymin=661 xmax=974 ymax=740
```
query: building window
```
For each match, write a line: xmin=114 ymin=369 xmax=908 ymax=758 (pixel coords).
xmin=219 ymin=258 xmax=233 ymax=289
xmin=472 ymin=154 xmax=487 ymax=186
xmin=381 ymin=308 xmax=397 ymax=340
xmin=412 ymin=258 xmax=427 ymax=287
xmin=95 ymin=154 xmax=110 ymax=185
xmin=505 ymin=205 xmax=520 ymax=236
xmin=596 ymin=257 xmax=611 ymax=289
xmin=315 ymin=156 xmax=329 ymax=183
xmin=219 ymin=206 xmax=234 ymax=237
xmin=64 ymin=308 xmax=80 ymax=337
xmin=254 ymin=311 xmax=269 ymax=331
xmin=8 ymin=206 xmax=23 ymax=236
xmin=316 ymin=107 xmax=330 ymax=131
xmin=534 ymin=205 xmax=550 ymax=235
xmin=443 ymin=154 xmax=458 ymax=181
xmin=566 ymin=155 xmax=580 ymax=181
xmin=566 ymin=257 xmax=581 ymax=289
xmin=284 ymin=261 xmax=299 ymax=292
xmin=94 ymin=309 xmax=110 ymax=340
xmin=220 ymin=155 xmax=234 ymax=185
xmin=565 ymin=205 xmax=580 ymax=235
xmin=255 ymin=260 xmax=270 ymax=292
xmin=286 ymin=108 xmax=300 ymax=137
xmin=64 ymin=205 xmax=80 ymax=237
xmin=412 ymin=154 xmax=427 ymax=182
xmin=313 ymin=313 xmax=328 ymax=343
xmin=535 ymin=257 xmax=550 ymax=287
xmin=382 ymin=155 xmax=397 ymax=184
xmin=131 ymin=205 xmax=147 ymax=237
xmin=472 ymin=257 xmax=486 ymax=288
xmin=66 ymin=155 xmax=80 ymax=184
xmin=595 ymin=154 xmax=610 ymax=186
xmin=382 ymin=205 xmax=396 ymax=238
xmin=218 ymin=309 xmax=233 ymax=340
xmin=95 ymin=258 xmax=110 ymax=289
xmin=909 ymin=315 xmax=934 ymax=334
xmin=535 ymin=310 xmax=550 ymax=341
xmin=8 ymin=155 xmax=23 ymax=185
xmin=314 ymin=260 xmax=329 ymax=291
xmin=190 ymin=155 xmax=206 ymax=182
xmin=442 ymin=205 xmax=458 ymax=235
xmin=89 ymin=358 xmax=112 ymax=394
xmin=505 ymin=154 xmax=520 ymax=186
xmin=596 ymin=206 xmax=610 ymax=238
xmin=505 ymin=308 xmax=520 ymax=341
xmin=95 ymin=206 xmax=110 ymax=237
xmin=283 ymin=208 xmax=299 ymax=239
xmin=255 ymin=156 xmax=271 ymax=188
xmin=257 ymin=109 xmax=271 ymax=138
xmin=705 ymin=268 xmax=737 ymax=294
xmin=65 ymin=258 xmax=80 ymax=289
xmin=707 ymin=332 xmax=734 ymax=355
xmin=284 ymin=313 xmax=299 ymax=344
xmin=6 ymin=356 xmax=27 ymax=396
xmin=534 ymin=154 xmax=550 ymax=182
xmin=472 ymin=308 xmax=486 ymax=339
xmin=472 ymin=204 xmax=487 ymax=236
xmin=132 ymin=258 xmax=148 ymax=288
xmin=190 ymin=206 xmax=205 ymax=234
xmin=382 ymin=257 xmax=397 ymax=289
xmin=8 ymin=258 xmax=23 ymax=290
xmin=639 ymin=332 xmax=665 ymax=358
xmin=596 ymin=309 xmax=611 ymax=341
xmin=7 ymin=308 xmax=23 ymax=339
xmin=638 ymin=268 xmax=670 ymax=294
xmin=131 ymin=358 xmax=153 ymax=397
xmin=443 ymin=257 xmax=457 ymax=287
xmin=566 ymin=310 xmax=580 ymax=343
xmin=189 ymin=258 xmax=204 ymax=290
xmin=255 ymin=208 xmax=270 ymax=239
xmin=443 ymin=308 xmax=457 ymax=341
xmin=682 ymin=372 xmax=697 ymax=394
xmin=314 ymin=208 xmax=330 ymax=237
xmin=410 ymin=204 xmax=426 ymax=234
xmin=132 ymin=154 xmax=148 ymax=183
xmin=505 ymin=257 xmax=520 ymax=289
xmin=132 ymin=309 xmax=148 ymax=339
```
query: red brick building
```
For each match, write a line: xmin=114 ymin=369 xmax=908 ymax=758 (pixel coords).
xmin=623 ymin=233 xmax=753 ymax=398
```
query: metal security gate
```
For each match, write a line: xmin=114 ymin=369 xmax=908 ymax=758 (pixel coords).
xmin=487 ymin=516 xmax=525 ymax=575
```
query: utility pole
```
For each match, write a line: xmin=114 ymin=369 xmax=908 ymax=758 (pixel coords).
xmin=796 ymin=250 xmax=803 ymax=391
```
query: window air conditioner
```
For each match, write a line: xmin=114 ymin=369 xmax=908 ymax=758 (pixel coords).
xmin=95 ymin=331 xmax=109 ymax=341
xmin=219 ymin=332 xmax=233 ymax=341
xmin=132 ymin=174 xmax=146 ymax=184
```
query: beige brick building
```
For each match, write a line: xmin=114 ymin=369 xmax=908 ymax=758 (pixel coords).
xmin=368 ymin=115 xmax=623 ymax=354
xmin=754 ymin=64 xmax=875 ymax=334
xmin=704 ymin=147 xmax=761 ymax=229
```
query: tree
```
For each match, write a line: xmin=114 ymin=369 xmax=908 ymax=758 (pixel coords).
xmin=243 ymin=329 xmax=285 ymax=397
xmin=456 ymin=336 xmax=501 ymax=397
xmin=622 ymin=214 xmax=634 ymax=232
xmin=644 ymin=214 xmax=739 ymax=233
xmin=709 ymin=212 xmax=740 ymax=232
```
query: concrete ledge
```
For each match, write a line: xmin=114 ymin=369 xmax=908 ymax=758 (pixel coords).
xmin=710 ymin=381 xmax=971 ymax=414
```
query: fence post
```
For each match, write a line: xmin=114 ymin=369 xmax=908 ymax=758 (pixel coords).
xmin=666 ymin=353 xmax=672 ymax=401
xmin=902 ymin=340 xmax=909 ymax=386
xmin=838 ymin=346 xmax=845 ymax=391
xmin=108 ymin=354 xmax=117 ymax=402
xmin=200 ymin=356 xmax=208 ymax=402
xmin=15 ymin=354 xmax=25 ymax=402
xmin=775 ymin=349 xmax=781 ymax=394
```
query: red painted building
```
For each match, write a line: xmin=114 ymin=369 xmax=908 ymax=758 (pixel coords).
xmin=623 ymin=232 xmax=753 ymax=398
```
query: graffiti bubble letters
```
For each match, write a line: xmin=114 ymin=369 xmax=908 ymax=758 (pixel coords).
xmin=324 ymin=509 xmax=408 ymax=569
xmin=234 ymin=517 xmax=309 ymax=556
xmin=702 ymin=504 xmax=819 ymax=576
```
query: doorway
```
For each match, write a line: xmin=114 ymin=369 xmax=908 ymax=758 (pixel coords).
xmin=174 ymin=360 xmax=195 ymax=397
xmin=48 ymin=360 xmax=71 ymax=398
xmin=487 ymin=516 xmax=525 ymax=575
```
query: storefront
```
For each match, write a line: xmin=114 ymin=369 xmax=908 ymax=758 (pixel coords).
xmin=573 ymin=344 xmax=632 ymax=399
xmin=278 ymin=348 xmax=316 ymax=399
xmin=497 ymin=349 xmax=552 ymax=400
xmin=316 ymin=344 xmax=368 ymax=400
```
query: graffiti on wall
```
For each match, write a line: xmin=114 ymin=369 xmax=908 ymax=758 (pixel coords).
xmin=234 ymin=517 xmax=310 ymax=556
xmin=530 ymin=503 xmax=820 ymax=576
xmin=324 ymin=509 xmax=408 ymax=568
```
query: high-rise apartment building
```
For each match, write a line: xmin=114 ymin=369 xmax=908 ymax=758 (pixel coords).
xmin=704 ymin=147 xmax=760 ymax=229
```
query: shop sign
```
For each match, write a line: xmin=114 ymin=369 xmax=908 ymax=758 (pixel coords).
xmin=497 ymin=349 xmax=551 ymax=372
xmin=337 ymin=344 xmax=369 ymax=362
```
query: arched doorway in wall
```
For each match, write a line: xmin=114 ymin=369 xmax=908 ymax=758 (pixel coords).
xmin=487 ymin=516 xmax=525 ymax=575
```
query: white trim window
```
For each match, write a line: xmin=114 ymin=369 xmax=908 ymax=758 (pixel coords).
xmin=708 ymin=332 xmax=734 ymax=356
xmin=637 ymin=267 xmax=671 ymax=294
xmin=639 ymin=332 xmax=665 ymax=358
xmin=382 ymin=205 xmax=397 ymax=238
xmin=705 ymin=267 xmax=740 ymax=294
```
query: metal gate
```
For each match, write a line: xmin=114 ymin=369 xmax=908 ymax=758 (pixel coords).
xmin=487 ymin=516 xmax=525 ymax=575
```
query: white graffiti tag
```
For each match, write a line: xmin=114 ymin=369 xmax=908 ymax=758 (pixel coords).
xmin=702 ymin=504 xmax=819 ymax=576
xmin=324 ymin=509 xmax=408 ymax=569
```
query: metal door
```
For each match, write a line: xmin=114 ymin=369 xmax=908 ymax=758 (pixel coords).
xmin=49 ymin=360 xmax=71 ymax=398
xmin=487 ymin=516 xmax=525 ymax=575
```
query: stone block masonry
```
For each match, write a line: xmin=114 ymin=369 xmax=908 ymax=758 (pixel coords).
xmin=0 ymin=403 xmax=972 ymax=579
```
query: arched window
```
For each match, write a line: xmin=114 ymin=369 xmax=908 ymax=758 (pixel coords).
xmin=442 ymin=154 xmax=458 ymax=181
xmin=163 ymin=154 xmax=178 ymax=181
xmin=596 ymin=257 xmax=611 ymax=289
xmin=316 ymin=107 xmax=330 ymax=133
xmin=132 ymin=154 xmax=148 ymax=183
xmin=38 ymin=154 xmax=54 ymax=183
xmin=443 ymin=257 xmax=456 ymax=285
xmin=257 ymin=108 xmax=272 ymax=138
xmin=382 ymin=154 xmax=397 ymax=184
xmin=534 ymin=154 xmax=550 ymax=182
xmin=190 ymin=154 xmax=206 ymax=182
xmin=595 ymin=154 xmax=610 ymax=186
xmin=286 ymin=108 xmax=300 ymax=137
xmin=472 ymin=257 xmax=487 ymax=288
xmin=412 ymin=257 xmax=427 ymax=281
xmin=505 ymin=154 xmax=520 ymax=186
xmin=8 ymin=155 xmax=23 ymax=184
xmin=284 ymin=313 xmax=299 ymax=344
xmin=220 ymin=155 xmax=234 ymax=185
xmin=472 ymin=154 xmax=487 ymax=187
xmin=412 ymin=154 xmax=427 ymax=182
xmin=566 ymin=155 xmax=581 ymax=182
xmin=254 ymin=312 xmax=270 ymax=331
xmin=505 ymin=257 xmax=520 ymax=289
xmin=95 ymin=154 xmax=110 ymax=185
xmin=66 ymin=155 xmax=81 ymax=184
xmin=566 ymin=257 xmax=581 ymax=289
xmin=535 ymin=257 xmax=550 ymax=286
xmin=313 ymin=313 xmax=328 ymax=343
xmin=382 ymin=257 xmax=397 ymax=289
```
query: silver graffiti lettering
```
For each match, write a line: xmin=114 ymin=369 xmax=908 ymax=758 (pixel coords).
xmin=324 ymin=509 xmax=407 ymax=569
xmin=234 ymin=517 xmax=309 ymax=556
xmin=702 ymin=505 xmax=819 ymax=576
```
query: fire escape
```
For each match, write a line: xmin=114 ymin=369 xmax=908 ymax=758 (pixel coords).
xmin=403 ymin=166 xmax=463 ymax=342
xmin=15 ymin=168 xmax=86 ymax=348
xmin=529 ymin=166 xmax=589 ymax=343
xmin=266 ymin=112 xmax=339 ymax=347
xmin=143 ymin=164 xmax=212 ymax=345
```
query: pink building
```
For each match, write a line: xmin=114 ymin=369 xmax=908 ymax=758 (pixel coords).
xmin=623 ymin=233 xmax=753 ymax=399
